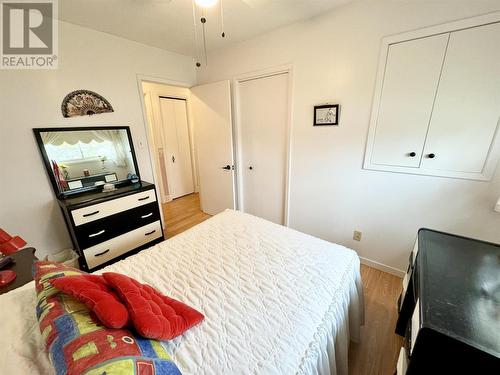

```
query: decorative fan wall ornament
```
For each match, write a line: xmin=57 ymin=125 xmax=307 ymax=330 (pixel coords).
xmin=61 ymin=90 xmax=114 ymax=118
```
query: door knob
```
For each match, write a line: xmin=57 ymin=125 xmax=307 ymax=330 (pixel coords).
xmin=172 ymin=156 xmax=175 ymax=163
xmin=249 ymin=166 xmax=253 ymax=170
xmin=222 ymin=165 xmax=231 ymax=170
xmin=408 ymin=152 xmax=416 ymax=157
xmin=427 ymin=153 xmax=436 ymax=159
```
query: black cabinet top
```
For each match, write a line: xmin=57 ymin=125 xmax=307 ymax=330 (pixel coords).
xmin=418 ymin=229 xmax=500 ymax=358
xmin=57 ymin=181 xmax=155 ymax=209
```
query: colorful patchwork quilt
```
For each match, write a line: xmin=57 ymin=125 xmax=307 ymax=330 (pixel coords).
xmin=34 ymin=261 xmax=182 ymax=375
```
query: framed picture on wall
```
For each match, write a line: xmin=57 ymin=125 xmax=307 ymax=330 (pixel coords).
xmin=314 ymin=104 xmax=340 ymax=126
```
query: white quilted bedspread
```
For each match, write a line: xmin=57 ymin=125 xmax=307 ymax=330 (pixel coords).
xmin=0 ymin=210 xmax=364 ymax=375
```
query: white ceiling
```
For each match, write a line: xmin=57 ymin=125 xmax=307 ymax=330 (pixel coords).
xmin=59 ymin=0 xmax=351 ymax=56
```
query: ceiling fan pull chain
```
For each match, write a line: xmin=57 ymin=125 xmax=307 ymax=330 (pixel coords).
xmin=200 ymin=11 xmax=208 ymax=66
xmin=220 ymin=0 xmax=225 ymax=38
xmin=191 ymin=0 xmax=202 ymax=67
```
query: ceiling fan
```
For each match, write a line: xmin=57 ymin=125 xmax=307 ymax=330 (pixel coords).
xmin=191 ymin=0 xmax=272 ymax=67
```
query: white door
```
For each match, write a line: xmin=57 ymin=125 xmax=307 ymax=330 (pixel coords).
xmin=191 ymin=80 xmax=235 ymax=215
xmin=159 ymin=98 xmax=194 ymax=199
xmin=421 ymin=22 xmax=500 ymax=173
xmin=238 ymin=73 xmax=289 ymax=225
xmin=144 ymin=93 xmax=169 ymax=203
xmin=371 ymin=34 xmax=449 ymax=167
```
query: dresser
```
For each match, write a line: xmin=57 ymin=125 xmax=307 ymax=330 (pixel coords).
xmin=58 ymin=181 xmax=164 ymax=271
xmin=395 ymin=229 xmax=500 ymax=374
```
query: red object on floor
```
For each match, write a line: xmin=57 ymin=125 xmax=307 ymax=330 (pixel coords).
xmin=50 ymin=274 xmax=130 ymax=329
xmin=0 ymin=236 xmax=27 ymax=255
xmin=103 ymin=272 xmax=205 ymax=340
xmin=0 ymin=270 xmax=16 ymax=287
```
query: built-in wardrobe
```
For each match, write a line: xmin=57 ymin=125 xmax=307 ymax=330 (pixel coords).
xmin=364 ymin=14 xmax=500 ymax=181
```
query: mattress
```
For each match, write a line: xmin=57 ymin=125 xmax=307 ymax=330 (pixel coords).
xmin=0 ymin=210 xmax=364 ymax=375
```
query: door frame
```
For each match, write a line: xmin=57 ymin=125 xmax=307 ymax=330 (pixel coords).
xmin=136 ymin=75 xmax=198 ymax=226
xmin=232 ymin=64 xmax=294 ymax=226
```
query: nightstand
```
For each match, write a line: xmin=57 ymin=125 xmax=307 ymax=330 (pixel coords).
xmin=0 ymin=247 xmax=38 ymax=295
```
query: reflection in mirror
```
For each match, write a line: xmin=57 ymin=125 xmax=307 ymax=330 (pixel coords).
xmin=39 ymin=129 xmax=138 ymax=194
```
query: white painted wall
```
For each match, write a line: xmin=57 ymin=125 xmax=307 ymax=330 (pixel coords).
xmin=197 ymin=0 xmax=500 ymax=274
xmin=0 ymin=21 xmax=195 ymax=259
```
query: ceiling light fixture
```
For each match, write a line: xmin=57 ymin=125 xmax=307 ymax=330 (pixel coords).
xmin=192 ymin=0 xmax=226 ymax=67
xmin=195 ymin=0 xmax=218 ymax=8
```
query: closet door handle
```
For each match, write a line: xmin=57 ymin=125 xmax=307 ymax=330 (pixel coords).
xmin=82 ymin=210 xmax=99 ymax=217
xmin=94 ymin=249 xmax=110 ymax=257
xmin=408 ymin=152 xmax=416 ymax=157
xmin=145 ymin=229 xmax=156 ymax=236
xmin=141 ymin=212 xmax=153 ymax=219
xmin=222 ymin=165 xmax=231 ymax=170
xmin=172 ymin=156 xmax=175 ymax=163
xmin=427 ymin=153 xmax=436 ymax=159
xmin=88 ymin=229 xmax=105 ymax=238
xmin=138 ymin=196 xmax=150 ymax=201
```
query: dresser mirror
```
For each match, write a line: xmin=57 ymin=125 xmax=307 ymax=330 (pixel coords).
xmin=34 ymin=126 xmax=140 ymax=198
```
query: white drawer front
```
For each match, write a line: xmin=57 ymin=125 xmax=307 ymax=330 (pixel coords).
xmin=84 ymin=221 xmax=162 ymax=269
xmin=396 ymin=347 xmax=408 ymax=374
xmin=72 ymin=190 xmax=157 ymax=226
xmin=410 ymin=298 xmax=420 ymax=355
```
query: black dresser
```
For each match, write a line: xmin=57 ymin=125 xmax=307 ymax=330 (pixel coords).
xmin=395 ymin=229 xmax=500 ymax=374
xmin=58 ymin=181 xmax=164 ymax=271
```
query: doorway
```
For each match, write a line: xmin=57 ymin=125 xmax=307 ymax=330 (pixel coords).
xmin=139 ymin=70 xmax=291 ymax=237
xmin=141 ymin=79 xmax=235 ymax=238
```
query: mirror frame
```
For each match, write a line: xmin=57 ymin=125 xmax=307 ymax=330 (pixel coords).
xmin=33 ymin=126 xmax=141 ymax=199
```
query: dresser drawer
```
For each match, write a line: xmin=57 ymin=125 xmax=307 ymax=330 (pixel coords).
xmin=71 ymin=189 xmax=157 ymax=226
xmin=396 ymin=347 xmax=408 ymax=374
xmin=75 ymin=202 xmax=160 ymax=249
xmin=83 ymin=220 xmax=162 ymax=270
xmin=410 ymin=298 xmax=420 ymax=355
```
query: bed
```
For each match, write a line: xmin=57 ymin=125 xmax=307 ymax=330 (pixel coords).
xmin=0 ymin=210 xmax=364 ymax=375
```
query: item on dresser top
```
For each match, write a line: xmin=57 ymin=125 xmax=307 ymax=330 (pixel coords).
xmin=103 ymin=272 xmax=205 ymax=340
xmin=102 ymin=182 xmax=117 ymax=192
xmin=34 ymin=261 xmax=182 ymax=375
xmin=0 ymin=256 xmax=14 ymax=269
xmin=0 ymin=228 xmax=27 ymax=255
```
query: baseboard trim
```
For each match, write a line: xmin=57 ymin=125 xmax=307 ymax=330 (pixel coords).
xmin=359 ymin=256 xmax=405 ymax=278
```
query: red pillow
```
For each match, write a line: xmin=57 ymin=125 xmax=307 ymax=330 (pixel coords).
xmin=50 ymin=274 xmax=129 ymax=329
xmin=103 ymin=272 xmax=204 ymax=340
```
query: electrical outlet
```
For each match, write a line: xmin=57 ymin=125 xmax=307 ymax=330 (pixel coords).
xmin=353 ymin=231 xmax=362 ymax=241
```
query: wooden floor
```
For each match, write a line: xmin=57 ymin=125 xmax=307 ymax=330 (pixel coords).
xmin=349 ymin=265 xmax=403 ymax=375
xmin=162 ymin=193 xmax=211 ymax=238
xmin=162 ymin=193 xmax=403 ymax=374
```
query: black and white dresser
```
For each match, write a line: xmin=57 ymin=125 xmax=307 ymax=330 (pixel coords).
xmin=58 ymin=181 xmax=164 ymax=271
xmin=395 ymin=229 xmax=500 ymax=374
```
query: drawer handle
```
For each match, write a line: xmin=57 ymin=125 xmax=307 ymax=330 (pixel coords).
xmin=82 ymin=210 xmax=100 ymax=217
xmin=94 ymin=249 xmax=110 ymax=257
xmin=138 ymin=196 xmax=150 ymax=201
xmin=145 ymin=229 xmax=156 ymax=236
xmin=88 ymin=229 xmax=106 ymax=238
xmin=141 ymin=212 xmax=153 ymax=219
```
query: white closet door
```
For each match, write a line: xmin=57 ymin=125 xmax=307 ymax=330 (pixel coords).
xmin=239 ymin=73 xmax=289 ymax=225
xmin=421 ymin=22 xmax=500 ymax=173
xmin=371 ymin=34 xmax=449 ymax=167
xmin=172 ymin=99 xmax=195 ymax=196
xmin=159 ymin=98 xmax=194 ymax=199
